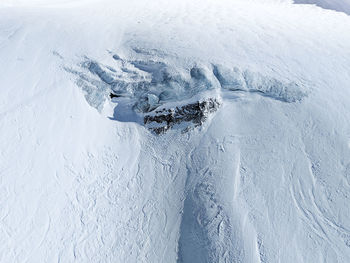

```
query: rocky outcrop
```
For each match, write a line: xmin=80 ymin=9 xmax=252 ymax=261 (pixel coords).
xmin=67 ymin=50 xmax=307 ymax=135
xmin=144 ymin=98 xmax=220 ymax=134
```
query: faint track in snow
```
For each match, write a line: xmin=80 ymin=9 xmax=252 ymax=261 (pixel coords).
xmin=289 ymin=133 xmax=350 ymax=258
xmin=176 ymin=127 xmax=252 ymax=263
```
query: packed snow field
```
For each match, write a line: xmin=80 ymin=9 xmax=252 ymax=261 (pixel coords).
xmin=1 ymin=0 xmax=350 ymax=262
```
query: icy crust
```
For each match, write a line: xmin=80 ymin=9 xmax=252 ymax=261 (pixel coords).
xmin=68 ymin=50 xmax=307 ymax=133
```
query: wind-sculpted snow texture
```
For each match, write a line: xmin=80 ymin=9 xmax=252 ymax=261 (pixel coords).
xmin=1 ymin=0 xmax=350 ymax=263
xmin=68 ymin=52 xmax=306 ymax=133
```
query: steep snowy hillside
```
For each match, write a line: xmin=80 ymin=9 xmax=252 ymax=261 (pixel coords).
xmin=1 ymin=0 xmax=350 ymax=262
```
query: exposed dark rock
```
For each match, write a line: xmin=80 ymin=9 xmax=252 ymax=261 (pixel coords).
xmin=144 ymin=98 xmax=220 ymax=134
xmin=69 ymin=52 xmax=306 ymax=136
xmin=110 ymin=93 xmax=122 ymax=99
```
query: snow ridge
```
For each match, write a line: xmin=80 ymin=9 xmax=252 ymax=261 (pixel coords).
xmin=67 ymin=50 xmax=307 ymax=133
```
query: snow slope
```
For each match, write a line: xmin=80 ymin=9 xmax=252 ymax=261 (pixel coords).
xmin=1 ymin=0 xmax=350 ymax=262
xmin=294 ymin=0 xmax=350 ymax=15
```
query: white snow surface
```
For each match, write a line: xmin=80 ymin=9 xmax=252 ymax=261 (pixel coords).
xmin=1 ymin=0 xmax=350 ymax=262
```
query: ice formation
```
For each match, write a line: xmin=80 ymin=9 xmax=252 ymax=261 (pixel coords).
xmin=68 ymin=51 xmax=307 ymax=133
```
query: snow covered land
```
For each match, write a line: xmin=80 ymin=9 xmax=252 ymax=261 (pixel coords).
xmin=295 ymin=0 xmax=350 ymax=15
xmin=1 ymin=0 xmax=350 ymax=262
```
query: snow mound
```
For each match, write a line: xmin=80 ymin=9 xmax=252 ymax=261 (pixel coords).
xmin=2 ymin=0 xmax=350 ymax=262
xmin=67 ymin=50 xmax=307 ymax=133
xmin=213 ymin=64 xmax=307 ymax=102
